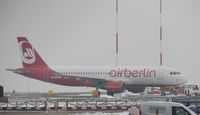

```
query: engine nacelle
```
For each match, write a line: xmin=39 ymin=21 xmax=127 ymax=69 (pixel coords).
xmin=126 ymin=86 xmax=145 ymax=93
xmin=104 ymin=81 xmax=125 ymax=93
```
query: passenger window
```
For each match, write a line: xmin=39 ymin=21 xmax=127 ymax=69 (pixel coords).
xmin=172 ymin=106 xmax=191 ymax=115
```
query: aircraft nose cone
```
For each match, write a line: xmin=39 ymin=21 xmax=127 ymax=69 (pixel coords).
xmin=181 ymin=76 xmax=187 ymax=84
xmin=176 ymin=75 xmax=187 ymax=85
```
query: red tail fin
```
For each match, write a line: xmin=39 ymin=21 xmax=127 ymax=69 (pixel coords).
xmin=17 ymin=37 xmax=48 ymax=68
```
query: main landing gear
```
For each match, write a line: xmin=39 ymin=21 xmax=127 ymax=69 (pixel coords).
xmin=107 ymin=91 xmax=114 ymax=96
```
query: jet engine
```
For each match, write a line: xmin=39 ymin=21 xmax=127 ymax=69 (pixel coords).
xmin=126 ymin=86 xmax=145 ymax=93
xmin=104 ymin=81 xmax=125 ymax=93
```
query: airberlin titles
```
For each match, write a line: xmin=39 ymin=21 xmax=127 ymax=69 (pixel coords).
xmin=109 ymin=68 xmax=156 ymax=78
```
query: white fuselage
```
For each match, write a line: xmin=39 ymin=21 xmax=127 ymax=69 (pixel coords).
xmin=51 ymin=66 xmax=187 ymax=86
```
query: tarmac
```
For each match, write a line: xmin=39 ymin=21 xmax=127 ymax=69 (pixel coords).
xmin=0 ymin=111 xmax=128 ymax=115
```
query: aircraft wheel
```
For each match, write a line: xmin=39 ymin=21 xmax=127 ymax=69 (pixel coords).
xmin=107 ymin=91 xmax=114 ymax=96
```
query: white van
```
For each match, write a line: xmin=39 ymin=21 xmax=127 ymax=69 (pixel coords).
xmin=128 ymin=101 xmax=196 ymax=115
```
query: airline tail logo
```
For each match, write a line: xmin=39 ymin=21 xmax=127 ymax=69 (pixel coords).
xmin=19 ymin=41 xmax=36 ymax=64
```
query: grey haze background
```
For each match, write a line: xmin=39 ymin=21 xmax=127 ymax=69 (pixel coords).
xmin=0 ymin=0 xmax=200 ymax=92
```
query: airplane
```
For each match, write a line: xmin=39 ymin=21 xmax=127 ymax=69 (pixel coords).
xmin=6 ymin=37 xmax=187 ymax=96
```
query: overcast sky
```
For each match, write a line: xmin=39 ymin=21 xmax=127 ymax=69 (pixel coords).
xmin=0 ymin=0 xmax=200 ymax=92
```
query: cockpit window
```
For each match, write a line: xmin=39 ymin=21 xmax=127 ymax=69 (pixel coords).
xmin=170 ymin=72 xmax=181 ymax=75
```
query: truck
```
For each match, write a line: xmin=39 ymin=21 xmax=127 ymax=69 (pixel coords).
xmin=183 ymin=85 xmax=200 ymax=96
xmin=128 ymin=101 xmax=196 ymax=115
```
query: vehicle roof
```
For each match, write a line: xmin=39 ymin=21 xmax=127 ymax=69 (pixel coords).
xmin=139 ymin=101 xmax=183 ymax=106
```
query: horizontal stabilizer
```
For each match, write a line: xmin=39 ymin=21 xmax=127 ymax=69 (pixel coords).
xmin=5 ymin=69 xmax=32 ymax=74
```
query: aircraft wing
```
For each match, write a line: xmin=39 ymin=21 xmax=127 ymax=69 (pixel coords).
xmin=56 ymin=73 xmax=112 ymax=89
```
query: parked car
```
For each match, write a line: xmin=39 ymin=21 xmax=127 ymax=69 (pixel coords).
xmin=128 ymin=101 xmax=196 ymax=115
xmin=188 ymin=105 xmax=200 ymax=115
